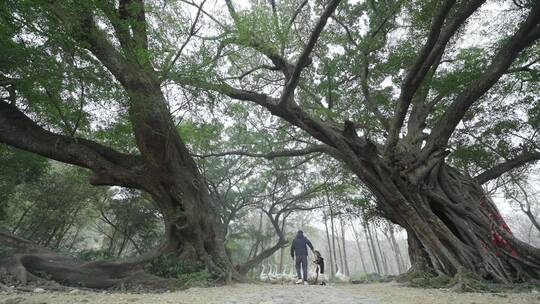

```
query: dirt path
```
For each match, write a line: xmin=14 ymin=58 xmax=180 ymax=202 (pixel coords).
xmin=341 ymin=282 xmax=540 ymax=304
xmin=1 ymin=282 xmax=539 ymax=304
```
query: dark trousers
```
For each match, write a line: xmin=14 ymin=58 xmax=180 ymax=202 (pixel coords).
xmin=295 ymin=255 xmax=308 ymax=281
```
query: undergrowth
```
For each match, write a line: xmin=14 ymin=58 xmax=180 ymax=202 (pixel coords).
xmin=144 ymin=253 xmax=215 ymax=288
xmin=349 ymin=272 xmax=394 ymax=283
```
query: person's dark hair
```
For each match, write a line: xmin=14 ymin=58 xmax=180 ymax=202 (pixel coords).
xmin=314 ymin=250 xmax=321 ymax=257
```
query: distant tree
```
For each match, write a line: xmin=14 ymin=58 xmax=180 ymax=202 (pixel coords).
xmin=0 ymin=145 xmax=48 ymax=222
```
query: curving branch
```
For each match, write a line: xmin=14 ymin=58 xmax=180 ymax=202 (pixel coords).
xmin=236 ymin=237 xmax=288 ymax=275
xmin=224 ymin=0 xmax=293 ymax=77
xmin=161 ymin=0 xmax=206 ymax=80
xmin=279 ymin=0 xmax=342 ymax=106
xmin=0 ymin=102 xmax=145 ymax=189
xmin=506 ymin=58 xmax=540 ymax=74
xmin=288 ymin=0 xmax=308 ymax=28
xmin=118 ymin=0 xmax=149 ymax=50
xmin=192 ymin=144 xmax=334 ymax=159
xmin=474 ymin=150 xmax=540 ymax=184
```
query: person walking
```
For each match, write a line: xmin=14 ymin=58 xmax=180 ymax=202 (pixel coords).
xmin=290 ymin=230 xmax=314 ymax=284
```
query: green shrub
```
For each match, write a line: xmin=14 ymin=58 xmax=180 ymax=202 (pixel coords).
xmin=349 ymin=272 xmax=394 ymax=283
xmin=144 ymin=253 xmax=215 ymax=287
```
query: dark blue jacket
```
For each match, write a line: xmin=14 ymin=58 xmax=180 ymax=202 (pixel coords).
xmin=290 ymin=231 xmax=314 ymax=257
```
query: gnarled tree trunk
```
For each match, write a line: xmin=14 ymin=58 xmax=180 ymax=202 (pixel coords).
xmin=0 ymin=0 xmax=242 ymax=285
xmin=355 ymin=160 xmax=540 ymax=282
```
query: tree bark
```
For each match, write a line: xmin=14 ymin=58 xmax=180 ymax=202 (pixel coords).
xmin=354 ymin=161 xmax=540 ymax=282
xmin=0 ymin=0 xmax=247 ymax=284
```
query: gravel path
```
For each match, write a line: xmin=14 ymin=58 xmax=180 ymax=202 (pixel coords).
xmin=216 ymin=285 xmax=377 ymax=304
xmin=0 ymin=284 xmax=376 ymax=304
xmin=1 ymin=283 xmax=539 ymax=304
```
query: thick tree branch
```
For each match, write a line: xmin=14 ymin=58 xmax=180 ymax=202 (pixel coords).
xmin=192 ymin=145 xmax=333 ymax=159
xmin=386 ymin=0 xmax=486 ymax=158
xmin=236 ymin=237 xmax=287 ymax=275
xmin=118 ymin=0 xmax=149 ymax=51
xmin=175 ymin=76 xmax=375 ymax=169
xmin=224 ymin=0 xmax=293 ymax=77
xmin=0 ymin=102 xmax=145 ymax=189
xmin=360 ymin=52 xmax=389 ymax=131
xmin=97 ymin=0 xmax=131 ymax=49
xmin=405 ymin=55 xmax=444 ymax=148
xmin=130 ymin=0 xmax=149 ymax=51
xmin=474 ymin=151 xmax=540 ymax=184
xmin=279 ymin=0 xmax=342 ymax=106
xmin=76 ymin=16 xmax=134 ymax=88
xmin=424 ymin=3 xmax=540 ymax=156
xmin=49 ymin=3 xmax=155 ymax=91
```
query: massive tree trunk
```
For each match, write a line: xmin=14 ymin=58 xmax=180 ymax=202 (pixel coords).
xmin=0 ymin=2 xmax=242 ymax=286
xmin=209 ymin=0 xmax=540 ymax=284
xmin=353 ymin=160 xmax=540 ymax=282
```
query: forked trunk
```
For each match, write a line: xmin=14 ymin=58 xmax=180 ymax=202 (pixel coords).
xmin=122 ymin=82 xmax=241 ymax=282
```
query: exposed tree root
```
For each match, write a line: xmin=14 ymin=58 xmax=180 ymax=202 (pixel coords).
xmin=449 ymin=269 xmax=489 ymax=293
xmin=397 ymin=267 xmax=511 ymax=293
xmin=0 ymin=230 xmax=200 ymax=290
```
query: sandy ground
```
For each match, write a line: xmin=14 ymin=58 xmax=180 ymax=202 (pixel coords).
xmin=1 ymin=282 xmax=539 ymax=304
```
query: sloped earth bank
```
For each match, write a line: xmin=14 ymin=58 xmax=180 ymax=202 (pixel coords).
xmin=1 ymin=283 xmax=539 ymax=304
